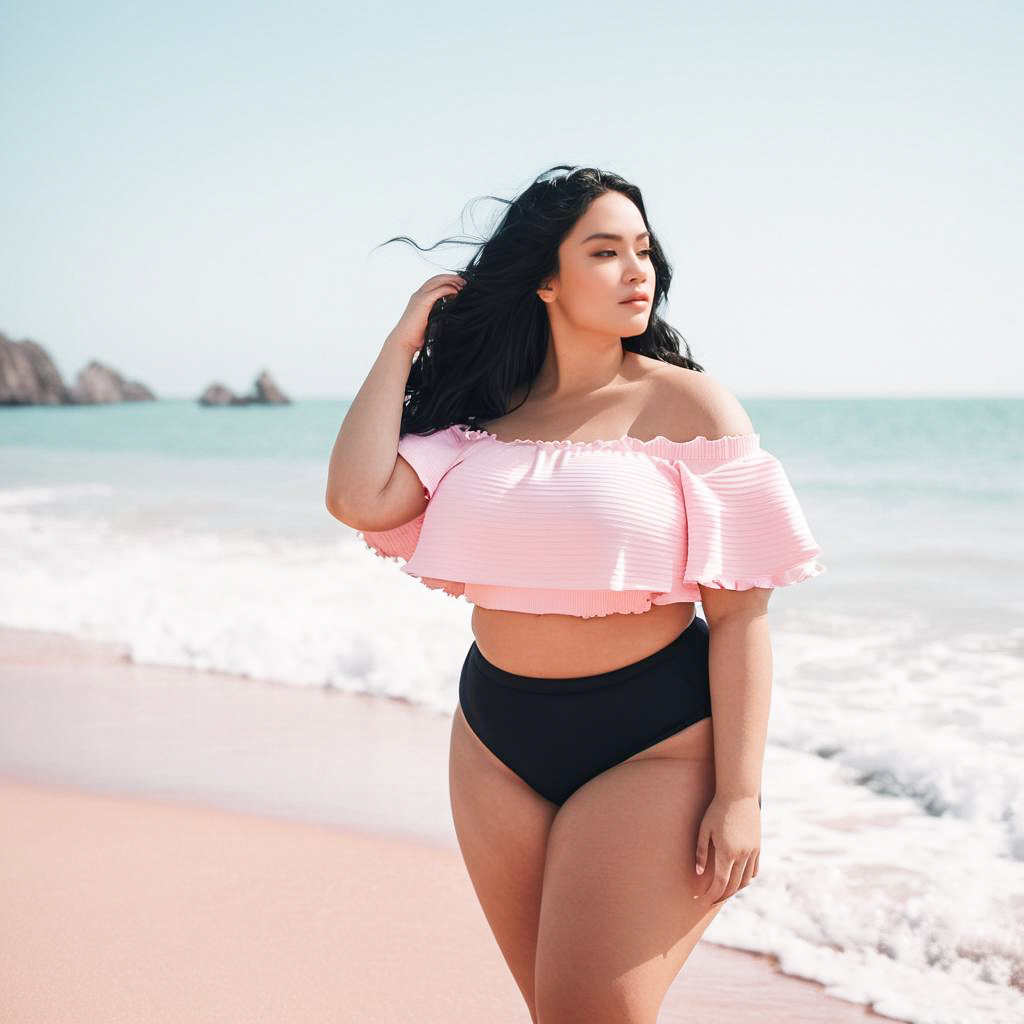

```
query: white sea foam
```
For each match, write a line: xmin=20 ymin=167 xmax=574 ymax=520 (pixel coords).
xmin=0 ymin=498 xmax=474 ymax=713
xmin=709 ymin=743 xmax=1024 ymax=1024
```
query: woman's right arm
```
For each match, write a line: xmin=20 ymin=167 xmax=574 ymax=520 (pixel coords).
xmin=324 ymin=273 xmax=465 ymax=530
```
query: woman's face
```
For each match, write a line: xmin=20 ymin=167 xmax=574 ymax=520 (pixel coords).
xmin=539 ymin=190 xmax=655 ymax=336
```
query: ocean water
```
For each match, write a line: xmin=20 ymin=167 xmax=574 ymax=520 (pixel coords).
xmin=1 ymin=396 xmax=1022 ymax=1024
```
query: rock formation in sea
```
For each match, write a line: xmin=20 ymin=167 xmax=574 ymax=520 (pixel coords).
xmin=198 ymin=370 xmax=291 ymax=406
xmin=198 ymin=383 xmax=238 ymax=406
xmin=0 ymin=332 xmax=158 ymax=405
xmin=0 ymin=332 xmax=72 ymax=405
xmin=70 ymin=360 xmax=156 ymax=404
xmin=0 ymin=329 xmax=292 ymax=408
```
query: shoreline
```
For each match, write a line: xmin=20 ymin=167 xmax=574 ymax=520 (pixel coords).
xmin=0 ymin=624 xmax=898 ymax=1022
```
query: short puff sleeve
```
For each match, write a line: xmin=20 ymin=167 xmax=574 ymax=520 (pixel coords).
xmin=394 ymin=425 xmax=466 ymax=499
xmin=676 ymin=443 xmax=827 ymax=591
xmin=356 ymin=425 xmax=465 ymax=563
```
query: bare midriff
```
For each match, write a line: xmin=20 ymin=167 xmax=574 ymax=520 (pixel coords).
xmin=470 ymin=600 xmax=697 ymax=678
xmin=465 ymin=353 xmax=703 ymax=678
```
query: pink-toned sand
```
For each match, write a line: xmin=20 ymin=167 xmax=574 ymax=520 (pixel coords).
xmin=0 ymin=626 xmax=894 ymax=1022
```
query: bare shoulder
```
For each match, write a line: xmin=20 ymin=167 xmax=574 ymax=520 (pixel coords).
xmin=634 ymin=356 xmax=755 ymax=441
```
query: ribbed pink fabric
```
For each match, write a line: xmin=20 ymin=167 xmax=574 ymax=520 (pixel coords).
xmin=357 ymin=424 xmax=827 ymax=617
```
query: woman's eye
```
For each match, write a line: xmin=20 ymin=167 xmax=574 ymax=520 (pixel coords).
xmin=594 ymin=249 xmax=654 ymax=258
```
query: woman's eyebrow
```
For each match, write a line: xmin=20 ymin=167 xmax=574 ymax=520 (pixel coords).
xmin=580 ymin=231 xmax=651 ymax=244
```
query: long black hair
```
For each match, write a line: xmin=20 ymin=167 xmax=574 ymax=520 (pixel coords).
xmin=372 ymin=164 xmax=705 ymax=436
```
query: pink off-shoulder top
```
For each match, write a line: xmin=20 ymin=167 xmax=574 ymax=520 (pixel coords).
xmin=356 ymin=424 xmax=827 ymax=618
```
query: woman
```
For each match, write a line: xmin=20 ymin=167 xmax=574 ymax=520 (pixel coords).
xmin=326 ymin=165 xmax=826 ymax=1023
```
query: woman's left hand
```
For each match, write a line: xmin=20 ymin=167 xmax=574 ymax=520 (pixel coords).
xmin=692 ymin=793 xmax=761 ymax=906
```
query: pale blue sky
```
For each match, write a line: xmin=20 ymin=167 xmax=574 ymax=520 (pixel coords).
xmin=1 ymin=1 xmax=1020 ymax=399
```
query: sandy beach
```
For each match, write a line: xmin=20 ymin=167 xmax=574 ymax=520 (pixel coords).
xmin=0 ymin=625 xmax=896 ymax=1022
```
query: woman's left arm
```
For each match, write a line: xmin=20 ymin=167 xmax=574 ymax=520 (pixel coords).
xmin=665 ymin=368 xmax=820 ymax=904
xmin=692 ymin=585 xmax=773 ymax=905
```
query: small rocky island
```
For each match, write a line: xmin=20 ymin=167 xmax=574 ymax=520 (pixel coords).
xmin=198 ymin=371 xmax=291 ymax=406
xmin=0 ymin=330 xmax=290 ymax=406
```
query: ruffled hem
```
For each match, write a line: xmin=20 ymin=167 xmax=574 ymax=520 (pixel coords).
xmin=355 ymin=530 xmax=407 ymax=564
xmin=404 ymin=583 xmax=681 ymax=617
xmin=417 ymin=577 xmax=468 ymax=599
xmin=457 ymin=426 xmax=761 ymax=462
xmin=413 ymin=580 xmax=688 ymax=618
xmin=471 ymin=597 xmax=669 ymax=619
xmin=686 ymin=558 xmax=828 ymax=591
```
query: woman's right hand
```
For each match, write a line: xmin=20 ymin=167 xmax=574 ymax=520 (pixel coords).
xmin=386 ymin=273 xmax=467 ymax=356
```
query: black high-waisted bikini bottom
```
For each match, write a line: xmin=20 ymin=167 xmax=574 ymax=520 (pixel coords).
xmin=459 ymin=614 xmax=762 ymax=808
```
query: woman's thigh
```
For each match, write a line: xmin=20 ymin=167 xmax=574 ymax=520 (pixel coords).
xmin=449 ymin=704 xmax=559 ymax=1020
xmin=534 ymin=752 xmax=723 ymax=1024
